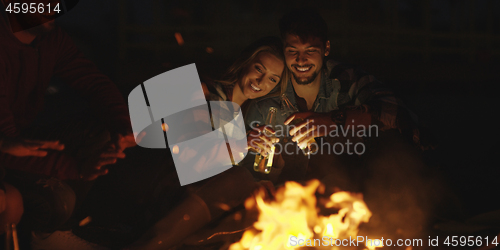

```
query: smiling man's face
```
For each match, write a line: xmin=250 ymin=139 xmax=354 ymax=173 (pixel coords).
xmin=284 ymin=34 xmax=330 ymax=85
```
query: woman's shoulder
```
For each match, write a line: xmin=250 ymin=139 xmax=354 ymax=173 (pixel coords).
xmin=202 ymin=79 xmax=228 ymax=101
xmin=243 ymin=94 xmax=280 ymax=115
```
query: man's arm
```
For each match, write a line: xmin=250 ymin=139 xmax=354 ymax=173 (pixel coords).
xmin=52 ymin=28 xmax=132 ymax=137
xmin=52 ymin=28 xmax=137 ymax=155
xmin=0 ymin=64 xmax=66 ymax=157
xmin=47 ymin=29 xmax=137 ymax=179
xmin=286 ymin=62 xmax=416 ymax=148
xmin=0 ymin=64 xmax=18 ymax=137
xmin=332 ymin=62 xmax=415 ymax=131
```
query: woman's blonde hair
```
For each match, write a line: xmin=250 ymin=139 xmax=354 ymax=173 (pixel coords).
xmin=218 ymin=36 xmax=288 ymax=96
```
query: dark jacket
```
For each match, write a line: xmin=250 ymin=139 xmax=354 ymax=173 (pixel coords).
xmin=0 ymin=8 xmax=131 ymax=179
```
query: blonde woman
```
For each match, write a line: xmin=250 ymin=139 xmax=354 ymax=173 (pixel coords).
xmin=127 ymin=37 xmax=286 ymax=250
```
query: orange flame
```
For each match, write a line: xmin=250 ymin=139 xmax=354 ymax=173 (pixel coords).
xmin=174 ymin=32 xmax=184 ymax=46
xmin=230 ymin=180 xmax=382 ymax=250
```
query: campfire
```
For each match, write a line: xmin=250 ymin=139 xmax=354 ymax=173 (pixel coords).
xmin=229 ymin=179 xmax=382 ymax=250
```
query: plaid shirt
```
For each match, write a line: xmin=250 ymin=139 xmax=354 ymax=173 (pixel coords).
xmin=245 ymin=60 xmax=417 ymax=135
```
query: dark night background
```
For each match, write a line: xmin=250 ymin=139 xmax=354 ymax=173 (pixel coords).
xmin=38 ymin=0 xmax=500 ymax=248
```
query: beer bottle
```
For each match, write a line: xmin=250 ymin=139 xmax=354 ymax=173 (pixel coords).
xmin=253 ymin=107 xmax=277 ymax=174
xmin=280 ymin=93 xmax=318 ymax=155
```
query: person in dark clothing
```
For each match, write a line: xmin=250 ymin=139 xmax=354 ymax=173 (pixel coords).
xmin=0 ymin=0 xmax=135 ymax=248
xmin=0 ymin=176 xmax=23 ymax=235
xmin=245 ymin=9 xmax=436 ymax=239
xmin=125 ymin=37 xmax=286 ymax=250
xmin=0 ymin=0 xmax=134 ymax=180
xmin=245 ymin=9 xmax=419 ymax=184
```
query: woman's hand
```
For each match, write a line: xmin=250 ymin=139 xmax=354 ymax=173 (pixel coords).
xmin=247 ymin=125 xmax=279 ymax=157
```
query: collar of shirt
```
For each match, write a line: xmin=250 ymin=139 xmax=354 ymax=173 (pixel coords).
xmin=284 ymin=67 xmax=332 ymax=112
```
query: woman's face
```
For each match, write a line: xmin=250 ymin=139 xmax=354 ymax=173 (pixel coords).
xmin=238 ymin=51 xmax=284 ymax=100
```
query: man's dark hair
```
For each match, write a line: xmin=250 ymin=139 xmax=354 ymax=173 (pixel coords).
xmin=279 ymin=8 xmax=328 ymax=46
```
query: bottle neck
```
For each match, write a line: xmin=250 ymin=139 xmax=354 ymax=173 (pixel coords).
xmin=280 ymin=95 xmax=298 ymax=114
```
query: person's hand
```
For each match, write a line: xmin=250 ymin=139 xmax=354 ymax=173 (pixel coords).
xmin=96 ymin=132 xmax=137 ymax=164
xmin=111 ymin=132 xmax=138 ymax=153
xmin=80 ymin=144 xmax=125 ymax=181
xmin=79 ymin=132 xmax=143 ymax=181
xmin=80 ymin=166 xmax=107 ymax=181
xmin=285 ymin=111 xmax=335 ymax=150
xmin=0 ymin=137 xmax=64 ymax=157
xmin=0 ymin=189 xmax=6 ymax=213
xmin=247 ymin=125 xmax=279 ymax=157
xmin=79 ymin=143 xmax=126 ymax=181
xmin=102 ymin=132 xmax=138 ymax=166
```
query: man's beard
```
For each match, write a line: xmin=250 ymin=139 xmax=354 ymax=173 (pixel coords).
xmin=292 ymin=70 xmax=319 ymax=85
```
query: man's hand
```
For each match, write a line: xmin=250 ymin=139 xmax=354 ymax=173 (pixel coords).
xmin=79 ymin=144 xmax=126 ymax=181
xmin=247 ymin=125 xmax=279 ymax=157
xmin=112 ymin=133 xmax=137 ymax=153
xmin=80 ymin=168 xmax=107 ymax=181
xmin=0 ymin=137 xmax=64 ymax=157
xmin=101 ymin=132 xmax=137 ymax=167
xmin=285 ymin=111 xmax=335 ymax=150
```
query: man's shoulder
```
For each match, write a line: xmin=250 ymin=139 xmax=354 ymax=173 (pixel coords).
xmin=324 ymin=59 xmax=373 ymax=84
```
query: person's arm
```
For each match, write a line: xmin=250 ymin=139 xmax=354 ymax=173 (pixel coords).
xmin=334 ymin=63 xmax=415 ymax=131
xmin=0 ymin=65 xmax=67 ymax=157
xmin=52 ymin=29 xmax=132 ymax=138
xmin=159 ymin=82 xmax=246 ymax=177
xmin=0 ymin=63 xmax=19 ymax=138
xmin=0 ymin=136 xmax=64 ymax=157
xmin=244 ymin=103 xmax=276 ymax=156
xmin=286 ymin=62 xmax=416 ymax=148
xmin=51 ymin=29 xmax=136 ymax=171
xmin=0 ymin=167 xmax=5 ymax=214
xmin=0 ymin=184 xmax=5 ymax=214
xmin=244 ymin=101 xmax=285 ymax=179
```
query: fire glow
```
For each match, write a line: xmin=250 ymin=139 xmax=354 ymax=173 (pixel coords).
xmin=229 ymin=179 xmax=382 ymax=250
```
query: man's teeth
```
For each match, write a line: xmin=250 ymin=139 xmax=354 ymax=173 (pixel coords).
xmin=251 ymin=84 xmax=261 ymax=91
xmin=296 ymin=66 xmax=311 ymax=72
